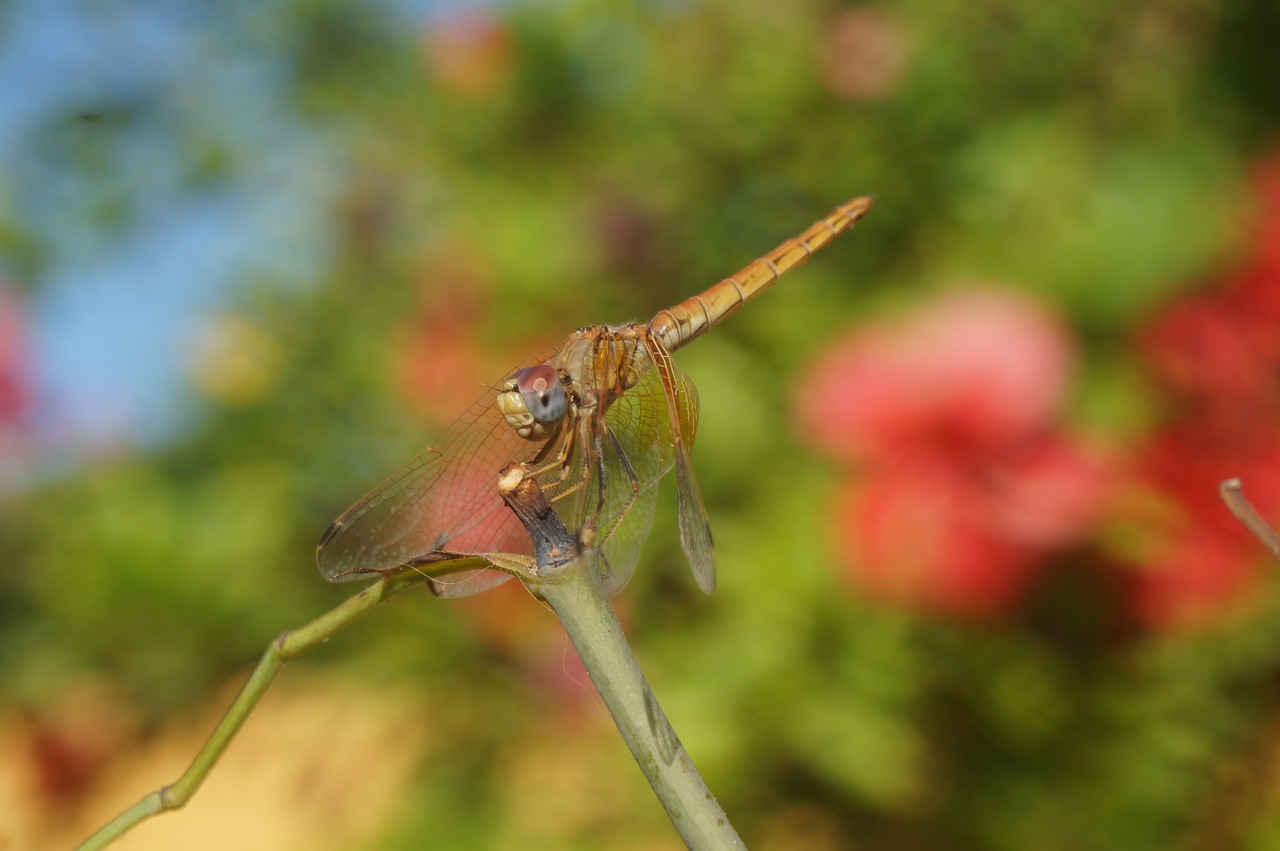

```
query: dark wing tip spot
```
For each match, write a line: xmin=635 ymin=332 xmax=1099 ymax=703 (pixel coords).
xmin=316 ymin=519 xmax=343 ymax=552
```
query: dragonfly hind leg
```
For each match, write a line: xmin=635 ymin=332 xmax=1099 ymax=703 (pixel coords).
xmin=592 ymin=425 xmax=641 ymax=590
xmin=600 ymin=425 xmax=640 ymax=549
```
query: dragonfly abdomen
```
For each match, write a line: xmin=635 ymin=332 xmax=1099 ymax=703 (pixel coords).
xmin=648 ymin=196 xmax=873 ymax=353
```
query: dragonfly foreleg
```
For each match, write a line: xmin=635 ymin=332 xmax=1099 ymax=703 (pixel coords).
xmin=528 ymin=416 xmax=596 ymax=523
xmin=526 ymin=418 xmax=566 ymax=471
xmin=540 ymin=411 xmax=598 ymax=525
xmin=528 ymin=417 xmax=586 ymax=496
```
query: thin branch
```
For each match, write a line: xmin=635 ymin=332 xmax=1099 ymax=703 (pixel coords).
xmin=74 ymin=570 xmax=428 ymax=851
xmin=1221 ymin=478 xmax=1280 ymax=564
xmin=78 ymin=463 xmax=745 ymax=851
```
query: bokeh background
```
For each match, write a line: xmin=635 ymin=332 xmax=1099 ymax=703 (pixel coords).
xmin=3 ymin=0 xmax=1280 ymax=848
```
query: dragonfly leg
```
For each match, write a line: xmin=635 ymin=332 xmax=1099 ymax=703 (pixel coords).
xmin=551 ymin=415 xmax=609 ymax=522
xmin=540 ymin=396 xmax=602 ymax=499
xmin=528 ymin=415 xmax=593 ymax=503
xmin=589 ymin=426 xmax=614 ymax=583
xmin=539 ymin=412 xmax=601 ymax=534
xmin=593 ymin=427 xmax=610 ymax=516
xmin=526 ymin=418 xmax=565 ymax=467
xmin=597 ymin=424 xmax=641 ymax=554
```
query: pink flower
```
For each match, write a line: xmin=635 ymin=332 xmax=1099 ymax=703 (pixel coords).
xmin=983 ymin=435 xmax=1111 ymax=550
xmin=832 ymin=460 xmax=1039 ymax=619
xmin=798 ymin=289 xmax=1105 ymax=619
xmin=797 ymin=291 xmax=1074 ymax=463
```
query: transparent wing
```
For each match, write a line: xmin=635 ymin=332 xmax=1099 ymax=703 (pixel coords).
xmin=643 ymin=333 xmax=715 ymax=593
xmin=317 ymin=335 xmax=706 ymax=598
xmin=316 ymin=355 xmax=561 ymax=590
xmin=573 ymin=343 xmax=703 ymax=596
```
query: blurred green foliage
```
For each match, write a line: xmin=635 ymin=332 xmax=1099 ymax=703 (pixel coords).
xmin=5 ymin=0 xmax=1280 ymax=849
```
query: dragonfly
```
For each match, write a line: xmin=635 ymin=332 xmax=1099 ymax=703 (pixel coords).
xmin=317 ymin=196 xmax=873 ymax=597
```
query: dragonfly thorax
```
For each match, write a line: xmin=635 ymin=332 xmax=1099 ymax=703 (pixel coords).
xmin=497 ymin=363 xmax=567 ymax=440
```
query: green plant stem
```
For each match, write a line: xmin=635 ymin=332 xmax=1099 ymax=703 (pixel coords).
xmin=78 ymin=466 xmax=744 ymax=850
xmin=493 ymin=465 xmax=745 ymax=849
xmin=73 ymin=571 xmax=428 ymax=851
xmin=534 ymin=552 xmax=747 ymax=851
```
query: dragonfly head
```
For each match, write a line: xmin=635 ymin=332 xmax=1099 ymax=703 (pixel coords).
xmin=497 ymin=363 xmax=566 ymax=440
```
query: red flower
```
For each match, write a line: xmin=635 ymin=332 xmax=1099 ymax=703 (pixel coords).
xmin=1250 ymin=150 xmax=1280 ymax=273
xmin=798 ymin=290 xmax=1106 ymax=619
xmin=1115 ymin=426 xmax=1280 ymax=631
xmin=832 ymin=460 xmax=1038 ymax=619
xmin=1127 ymin=525 xmax=1260 ymax=631
xmin=797 ymin=291 xmax=1074 ymax=463
xmin=1140 ymin=273 xmax=1280 ymax=425
xmin=1118 ymin=147 xmax=1280 ymax=631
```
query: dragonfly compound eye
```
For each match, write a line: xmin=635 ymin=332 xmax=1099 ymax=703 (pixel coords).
xmin=516 ymin=364 xmax=566 ymax=424
xmin=496 ymin=363 xmax=566 ymax=440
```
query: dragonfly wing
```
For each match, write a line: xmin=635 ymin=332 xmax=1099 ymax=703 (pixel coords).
xmin=594 ymin=381 xmax=667 ymax=595
xmin=428 ymin=551 xmax=540 ymax=598
xmin=316 ymin=372 xmax=558 ymax=590
xmin=580 ymin=339 xmax=709 ymax=595
xmin=428 ymin=563 xmax=518 ymax=598
xmin=643 ymin=333 xmax=715 ymax=593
